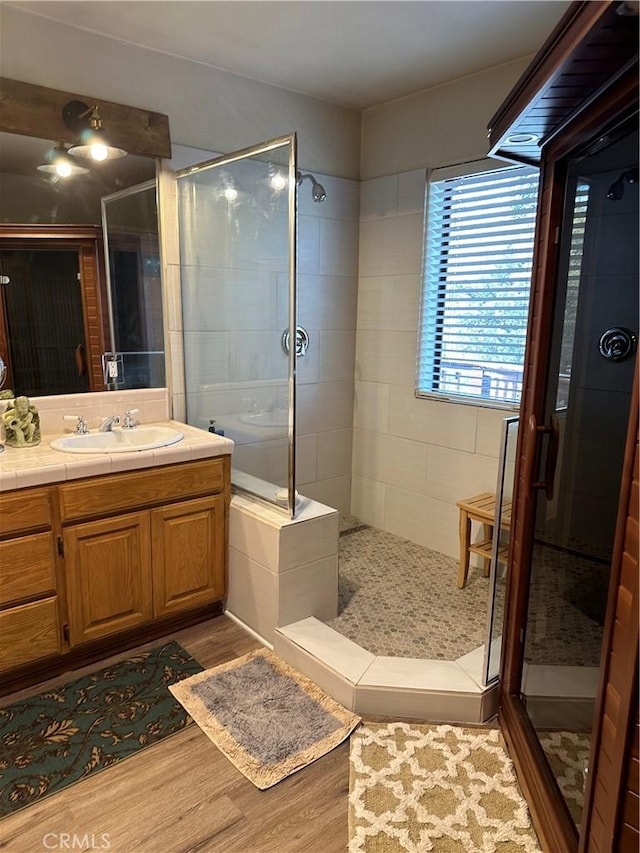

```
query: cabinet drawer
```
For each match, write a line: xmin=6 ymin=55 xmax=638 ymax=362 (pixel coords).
xmin=0 ymin=597 xmax=60 ymax=672
xmin=0 ymin=532 xmax=56 ymax=606
xmin=59 ymin=457 xmax=226 ymax=523
xmin=0 ymin=488 xmax=52 ymax=537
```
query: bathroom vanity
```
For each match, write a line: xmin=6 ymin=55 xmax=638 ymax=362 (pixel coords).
xmin=0 ymin=422 xmax=232 ymax=692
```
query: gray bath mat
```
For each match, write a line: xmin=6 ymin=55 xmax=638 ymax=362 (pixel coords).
xmin=169 ymin=648 xmax=360 ymax=789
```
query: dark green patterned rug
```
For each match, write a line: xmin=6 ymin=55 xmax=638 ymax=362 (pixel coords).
xmin=0 ymin=640 xmax=203 ymax=817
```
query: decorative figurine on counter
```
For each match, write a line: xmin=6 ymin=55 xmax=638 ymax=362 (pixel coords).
xmin=2 ymin=396 xmax=41 ymax=447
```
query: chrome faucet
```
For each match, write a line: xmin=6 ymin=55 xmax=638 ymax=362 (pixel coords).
xmin=122 ymin=409 xmax=139 ymax=430
xmin=64 ymin=414 xmax=89 ymax=435
xmin=99 ymin=414 xmax=120 ymax=432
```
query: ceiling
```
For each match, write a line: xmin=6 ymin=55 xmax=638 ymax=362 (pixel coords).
xmin=7 ymin=1 xmax=572 ymax=110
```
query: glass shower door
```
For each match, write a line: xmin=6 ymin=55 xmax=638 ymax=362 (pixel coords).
xmin=176 ymin=134 xmax=297 ymax=515
xmin=519 ymin=126 xmax=638 ymax=830
xmin=484 ymin=415 xmax=519 ymax=684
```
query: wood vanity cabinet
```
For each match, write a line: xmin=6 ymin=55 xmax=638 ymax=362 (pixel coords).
xmin=0 ymin=487 xmax=61 ymax=671
xmin=59 ymin=457 xmax=228 ymax=646
xmin=0 ymin=455 xmax=230 ymax=684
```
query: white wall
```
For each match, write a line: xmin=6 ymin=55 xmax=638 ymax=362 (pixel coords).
xmin=353 ymin=60 xmax=530 ymax=558
xmin=0 ymin=5 xmax=361 ymax=179
xmin=295 ymin=175 xmax=360 ymax=514
xmin=361 ymin=57 xmax=531 ymax=179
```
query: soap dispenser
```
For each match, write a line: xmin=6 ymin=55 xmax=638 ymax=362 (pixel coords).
xmin=209 ymin=419 xmax=225 ymax=437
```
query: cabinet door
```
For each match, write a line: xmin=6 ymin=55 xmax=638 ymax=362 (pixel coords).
xmin=151 ymin=495 xmax=226 ymax=618
xmin=64 ymin=511 xmax=152 ymax=646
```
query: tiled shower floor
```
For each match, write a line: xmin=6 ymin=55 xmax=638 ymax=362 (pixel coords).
xmin=326 ymin=516 xmax=493 ymax=660
xmin=328 ymin=517 xmax=605 ymax=666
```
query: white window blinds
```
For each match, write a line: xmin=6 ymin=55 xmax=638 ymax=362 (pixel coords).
xmin=417 ymin=164 xmax=540 ymax=406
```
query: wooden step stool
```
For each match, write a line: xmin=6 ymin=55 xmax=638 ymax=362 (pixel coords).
xmin=456 ymin=492 xmax=512 ymax=589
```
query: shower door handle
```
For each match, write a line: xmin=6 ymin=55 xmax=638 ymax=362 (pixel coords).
xmin=527 ymin=413 xmax=559 ymax=501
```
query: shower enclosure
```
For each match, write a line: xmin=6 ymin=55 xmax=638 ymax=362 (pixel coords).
xmin=176 ymin=134 xmax=299 ymax=516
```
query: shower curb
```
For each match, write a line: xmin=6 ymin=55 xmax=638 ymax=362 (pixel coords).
xmin=274 ymin=617 xmax=499 ymax=723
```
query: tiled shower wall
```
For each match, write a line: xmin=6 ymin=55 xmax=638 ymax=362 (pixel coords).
xmin=295 ymin=176 xmax=359 ymax=514
xmin=351 ymin=169 xmax=510 ymax=560
xmin=553 ymin=165 xmax=638 ymax=553
xmin=159 ymin=156 xmax=359 ymax=515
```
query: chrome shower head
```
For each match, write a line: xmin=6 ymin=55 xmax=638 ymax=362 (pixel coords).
xmin=312 ymin=181 xmax=327 ymax=203
xmin=296 ymin=171 xmax=326 ymax=203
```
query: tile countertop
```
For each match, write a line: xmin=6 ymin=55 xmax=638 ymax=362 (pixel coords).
xmin=0 ymin=421 xmax=234 ymax=492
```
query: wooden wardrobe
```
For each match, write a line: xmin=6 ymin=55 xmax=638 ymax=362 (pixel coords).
xmin=488 ymin=3 xmax=638 ymax=851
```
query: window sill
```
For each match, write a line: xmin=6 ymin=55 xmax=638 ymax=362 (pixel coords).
xmin=414 ymin=390 xmax=521 ymax=412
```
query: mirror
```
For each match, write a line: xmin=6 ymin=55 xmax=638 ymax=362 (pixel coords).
xmin=0 ymin=129 xmax=162 ymax=396
xmin=102 ymin=181 xmax=165 ymax=390
xmin=0 ymin=131 xmax=156 ymax=225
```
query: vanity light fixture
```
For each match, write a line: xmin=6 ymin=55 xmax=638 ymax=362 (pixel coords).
xmin=63 ymin=100 xmax=127 ymax=161
xmin=37 ymin=142 xmax=89 ymax=177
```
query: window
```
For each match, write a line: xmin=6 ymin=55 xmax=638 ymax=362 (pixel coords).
xmin=417 ymin=163 xmax=540 ymax=406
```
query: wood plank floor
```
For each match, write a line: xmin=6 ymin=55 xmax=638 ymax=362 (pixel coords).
xmin=0 ymin=616 xmax=351 ymax=853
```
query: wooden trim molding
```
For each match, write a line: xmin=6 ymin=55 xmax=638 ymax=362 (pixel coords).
xmin=0 ymin=77 xmax=171 ymax=160
xmin=500 ymin=155 xmax=566 ymax=697
xmin=580 ymin=367 xmax=639 ymax=853
xmin=498 ymin=152 xmax=581 ymax=853
xmin=78 ymin=243 xmax=108 ymax=392
xmin=0 ymin=224 xmax=104 ymax=243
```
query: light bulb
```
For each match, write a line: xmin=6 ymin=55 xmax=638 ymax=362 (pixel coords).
xmin=271 ymin=173 xmax=287 ymax=191
xmin=224 ymin=187 xmax=238 ymax=201
xmin=56 ymin=160 xmax=72 ymax=178
xmin=37 ymin=143 xmax=89 ymax=177
xmin=90 ymin=143 xmax=108 ymax=162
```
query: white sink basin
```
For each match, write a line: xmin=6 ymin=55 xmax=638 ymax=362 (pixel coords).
xmin=51 ymin=426 xmax=184 ymax=454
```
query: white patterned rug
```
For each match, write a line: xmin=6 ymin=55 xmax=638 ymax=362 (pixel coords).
xmin=349 ymin=723 xmax=542 ymax=852
xmin=538 ymin=730 xmax=591 ymax=827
